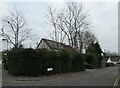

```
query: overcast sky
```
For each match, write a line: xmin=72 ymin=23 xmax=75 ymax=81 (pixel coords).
xmin=0 ymin=0 xmax=118 ymax=53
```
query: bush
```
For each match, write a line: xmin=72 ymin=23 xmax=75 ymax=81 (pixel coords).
xmin=36 ymin=49 xmax=50 ymax=75
xmin=2 ymin=50 xmax=9 ymax=70
xmin=84 ymin=54 xmax=95 ymax=67
xmin=71 ymin=52 xmax=85 ymax=72
xmin=8 ymin=48 xmax=39 ymax=76
xmin=58 ymin=49 xmax=72 ymax=73
xmin=84 ymin=62 xmax=94 ymax=69
xmin=8 ymin=48 xmax=86 ymax=76
xmin=37 ymin=49 xmax=61 ymax=75
xmin=94 ymin=54 xmax=102 ymax=68
xmin=48 ymin=51 xmax=61 ymax=74
xmin=84 ymin=54 xmax=102 ymax=69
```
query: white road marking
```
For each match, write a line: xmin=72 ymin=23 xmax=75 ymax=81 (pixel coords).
xmin=113 ymin=75 xmax=119 ymax=88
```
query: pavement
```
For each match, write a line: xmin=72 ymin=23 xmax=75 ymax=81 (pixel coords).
xmin=2 ymin=66 xmax=118 ymax=86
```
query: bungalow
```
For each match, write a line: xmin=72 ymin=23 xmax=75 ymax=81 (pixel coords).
xmin=36 ymin=38 xmax=74 ymax=52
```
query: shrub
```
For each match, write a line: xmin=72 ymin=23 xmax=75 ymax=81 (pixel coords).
xmin=94 ymin=54 xmax=102 ymax=68
xmin=84 ymin=54 xmax=96 ymax=67
xmin=8 ymin=48 xmax=23 ymax=75
xmin=2 ymin=50 xmax=9 ymax=70
xmin=36 ymin=49 xmax=50 ymax=75
xmin=48 ymin=51 xmax=61 ymax=74
xmin=58 ymin=49 xmax=72 ymax=73
xmin=7 ymin=48 xmax=86 ymax=76
xmin=84 ymin=54 xmax=103 ymax=69
xmin=8 ymin=48 xmax=39 ymax=76
xmin=36 ymin=49 xmax=61 ymax=75
xmin=71 ymin=52 xmax=85 ymax=72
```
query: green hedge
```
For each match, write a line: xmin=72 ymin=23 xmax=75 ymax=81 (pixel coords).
xmin=71 ymin=52 xmax=85 ymax=72
xmin=8 ymin=48 xmax=40 ymax=76
xmin=36 ymin=49 xmax=50 ymax=75
xmin=58 ymin=49 xmax=72 ymax=73
xmin=84 ymin=54 xmax=102 ymax=69
xmin=84 ymin=54 xmax=96 ymax=67
xmin=37 ymin=49 xmax=62 ymax=75
xmin=48 ymin=51 xmax=61 ymax=74
xmin=94 ymin=54 xmax=102 ymax=68
xmin=7 ymin=48 xmax=85 ymax=76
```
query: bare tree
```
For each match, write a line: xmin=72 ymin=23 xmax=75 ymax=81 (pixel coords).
xmin=47 ymin=2 xmax=96 ymax=52
xmin=78 ymin=30 xmax=97 ymax=53
xmin=2 ymin=8 xmax=32 ymax=48
xmin=47 ymin=7 xmax=58 ymax=42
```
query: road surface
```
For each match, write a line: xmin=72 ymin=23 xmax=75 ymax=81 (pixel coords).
xmin=2 ymin=66 xmax=118 ymax=86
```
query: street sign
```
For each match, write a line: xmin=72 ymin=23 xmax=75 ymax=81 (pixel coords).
xmin=47 ymin=68 xmax=53 ymax=71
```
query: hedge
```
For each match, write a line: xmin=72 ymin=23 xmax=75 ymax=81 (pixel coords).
xmin=58 ymin=49 xmax=72 ymax=73
xmin=7 ymin=48 xmax=85 ymax=76
xmin=71 ymin=52 xmax=85 ymax=72
xmin=84 ymin=54 xmax=96 ymax=68
xmin=95 ymin=54 xmax=102 ymax=68
xmin=48 ymin=51 xmax=61 ymax=74
xmin=8 ymin=48 xmax=40 ymax=76
xmin=36 ymin=49 xmax=62 ymax=75
xmin=84 ymin=54 xmax=102 ymax=69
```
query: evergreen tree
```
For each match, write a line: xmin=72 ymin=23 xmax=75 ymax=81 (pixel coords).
xmin=86 ymin=42 xmax=102 ymax=68
xmin=94 ymin=42 xmax=102 ymax=55
xmin=86 ymin=42 xmax=102 ymax=55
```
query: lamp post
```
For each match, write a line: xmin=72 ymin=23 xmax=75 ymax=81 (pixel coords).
xmin=2 ymin=38 xmax=8 ymax=50
xmin=1 ymin=27 xmax=7 ymax=50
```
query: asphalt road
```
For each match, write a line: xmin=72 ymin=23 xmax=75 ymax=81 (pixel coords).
xmin=0 ymin=65 xmax=2 ymax=87
xmin=2 ymin=66 xmax=118 ymax=86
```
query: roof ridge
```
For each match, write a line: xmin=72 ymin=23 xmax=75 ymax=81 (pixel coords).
xmin=36 ymin=38 xmax=73 ymax=49
xmin=42 ymin=38 xmax=66 ymax=46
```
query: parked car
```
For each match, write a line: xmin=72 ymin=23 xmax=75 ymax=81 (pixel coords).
xmin=84 ymin=62 xmax=94 ymax=69
xmin=116 ymin=62 xmax=120 ymax=64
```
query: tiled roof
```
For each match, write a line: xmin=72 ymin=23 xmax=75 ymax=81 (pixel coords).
xmin=36 ymin=38 xmax=73 ymax=50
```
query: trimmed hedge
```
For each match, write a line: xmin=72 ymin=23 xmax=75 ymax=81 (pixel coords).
xmin=71 ymin=52 xmax=85 ymax=72
xmin=94 ymin=54 xmax=102 ymax=68
xmin=84 ymin=54 xmax=96 ymax=67
xmin=7 ymin=48 xmax=85 ymax=76
xmin=48 ymin=51 xmax=61 ymax=74
xmin=84 ymin=54 xmax=102 ymax=69
xmin=36 ymin=49 xmax=61 ymax=75
xmin=58 ymin=49 xmax=72 ymax=73
xmin=8 ymin=48 xmax=40 ymax=76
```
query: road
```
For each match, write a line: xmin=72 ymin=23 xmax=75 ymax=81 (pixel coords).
xmin=2 ymin=66 xmax=118 ymax=86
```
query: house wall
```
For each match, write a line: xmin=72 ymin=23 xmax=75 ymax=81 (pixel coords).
xmin=37 ymin=40 xmax=51 ymax=50
xmin=111 ymin=57 xmax=119 ymax=61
